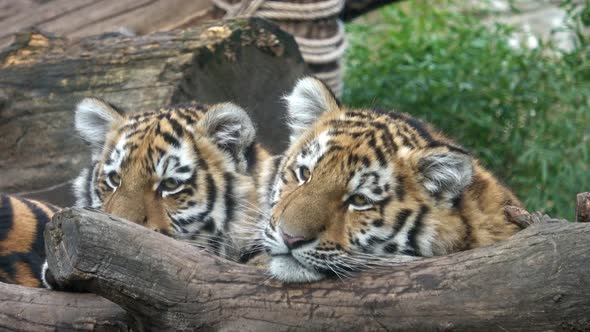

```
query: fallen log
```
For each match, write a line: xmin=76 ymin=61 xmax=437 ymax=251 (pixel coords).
xmin=30 ymin=207 xmax=590 ymax=331
xmin=0 ymin=17 xmax=307 ymax=205
xmin=0 ymin=282 xmax=130 ymax=331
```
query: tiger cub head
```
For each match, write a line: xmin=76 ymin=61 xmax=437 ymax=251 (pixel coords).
xmin=73 ymin=98 xmax=266 ymax=260
xmin=260 ymin=77 xmax=521 ymax=282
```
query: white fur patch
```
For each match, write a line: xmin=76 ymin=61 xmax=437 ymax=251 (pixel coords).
xmin=294 ymin=130 xmax=330 ymax=176
xmin=40 ymin=260 xmax=52 ymax=289
xmin=419 ymin=152 xmax=473 ymax=201
xmin=269 ymin=255 xmax=325 ymax=282
xmin=284 ymin=77 xmax=333 ymax=144
xmin=75 ymin=98 xmax=122 ymax=148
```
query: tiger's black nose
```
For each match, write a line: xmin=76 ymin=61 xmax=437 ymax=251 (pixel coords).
xmin=279 ymin=228 xmax=314 ymax=249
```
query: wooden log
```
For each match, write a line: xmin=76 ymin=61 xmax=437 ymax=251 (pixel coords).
xmin=0 ymin=18 xmax=307 ymax=202
xmin=0 ymin=0 xmax=220 ymax=50
xmin=0 ymin=282 xmax=129 ymax=331
xmin=577 ymin=192 xmax=590 ymax=223
xmin=40 ymin=207 xmax=590 ymax=331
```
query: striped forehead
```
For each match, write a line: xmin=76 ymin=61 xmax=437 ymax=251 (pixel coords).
xmin=294 ymin=130 xmax=331 ymax=169
xmin=103 ymin=115 xmax=198 ymax=179
xmin=294 ymin=129 xmax=394 ymax=196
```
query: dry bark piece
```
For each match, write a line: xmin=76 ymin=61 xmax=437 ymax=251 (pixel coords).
xmin=36 ymin=207 xmax=590 ymax=331
xmin=504 ymin=205 xmax=567 ymax=229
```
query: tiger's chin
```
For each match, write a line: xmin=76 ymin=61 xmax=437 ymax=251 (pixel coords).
xmin=269 ymin=255 xmax=325 ymax=283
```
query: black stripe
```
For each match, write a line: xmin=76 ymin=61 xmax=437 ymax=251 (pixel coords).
xmin=384 ymin=243 xmax=398 ymax=253
xmin=244 ymin=143 xmax=257 ymax=175
xmin=161 ymin=132 xmax=180 ymax=148
xmin=0 ymin=194 xmax=13 ymax=241
xmin=460 ymin=214 xmax=473 ymax=250
xmin=405 ymin=205 xmax=430 ymax=256
xmin=223 ymin=173 xmax=235 ymax=231
xmin=175 ymin=109 xmax=196 ymax=125
xmin=374 ymin=122 xmax=398 ymax=152
xmin=395 ymin=174 xmax=406 ymax=201
xmin=0 ymin=252 xmax=43 ymax=285
xmin=167 ymin=117 xmax=185 ymax=138
xmin=197 ymin=174 xmax=217 ymax=221
xmin=176 ymin=166 xmax=191 ymax=173
xmin=393 ymin=209 xmax=413 ymax=235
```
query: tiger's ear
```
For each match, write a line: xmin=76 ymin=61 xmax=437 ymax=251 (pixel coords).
xmin=416 ymin=150 xmax=473 ymax=201
xmin=199 ymin=102 xmax=256 ymax=157
xmin=75 ymin=98 xmax=124 ymax=150
xmin=284 ymin=77 xmax=340 ymax=144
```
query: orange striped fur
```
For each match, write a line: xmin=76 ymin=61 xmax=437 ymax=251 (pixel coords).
xmin=0 ymin=193 xmax=58 ymax=287
xmin=259 ymin=77 xmax=522 ymax=282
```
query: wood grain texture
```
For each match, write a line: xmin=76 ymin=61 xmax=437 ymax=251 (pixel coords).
xmin=0 ymin=282 xmax=130 ymax=331
xmin=0 ymin=0 xmax=218 ymax=50
xmin=0 ymin=18 xmax=307 ymax=200
xmin=40 ymin=207 xmax=590 ymax=331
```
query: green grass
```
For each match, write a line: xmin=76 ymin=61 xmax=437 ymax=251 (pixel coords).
xmin=343 ymin=0 xmax=590 ymax=220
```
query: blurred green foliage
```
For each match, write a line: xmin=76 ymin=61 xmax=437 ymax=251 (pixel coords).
xmin=343 ymin=0 xmax=590 ymax=220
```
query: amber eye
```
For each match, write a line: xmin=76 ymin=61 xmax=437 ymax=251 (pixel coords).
xmin=296 ymin=166 xmax=311 ymax=184
xmin=106 ymin=172 xmax=121 ymax=189
xmin=348 ymin=194 xmax=373 ymax=210
xmin=160 ymin=178 xmax=182 ymax=193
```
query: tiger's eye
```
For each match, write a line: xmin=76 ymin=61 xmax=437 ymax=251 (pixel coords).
xmin=161 ymin=178 xmax=181 ymax=191
xmin=107 ymin=172 xmax=121 ymax=189
xmin=298 ymin=166 xmax=311 ymax=183
xmin=350 ymin=194 xmax=369 ymax=206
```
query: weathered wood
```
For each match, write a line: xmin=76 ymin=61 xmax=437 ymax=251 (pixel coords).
xmin=0 ymin=282 xmax=130 ymax=331
xmin=0 ymin=18 xmax=307 ymax=202
xmin=577 ymin=192 xmax=590 ymax=222
xmin=39 ymin=207 xmax=590 ymax=331
xmin=0 ymin=0 xmax=220 ymax=50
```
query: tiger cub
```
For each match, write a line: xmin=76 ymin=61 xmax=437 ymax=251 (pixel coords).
xmin=0 ymin=193 xmax=57 ymax=288
xmin=1 ymin=99 xmax=269 ymax=289
xmin=72 ymin=98 xmax=270 ymax=262
xmin=259 ymin=77 xmax=522 ymax=282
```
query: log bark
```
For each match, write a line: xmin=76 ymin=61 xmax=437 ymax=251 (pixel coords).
xmin=577 ymin=192 xmax=590 ymax=223
xmin=0 ymin=18 xmax=307 ymax=203
xmin=35 ymin=207 xmax=590 ymax=331
xmin=0 ymin=282 xmax=130 ymax=331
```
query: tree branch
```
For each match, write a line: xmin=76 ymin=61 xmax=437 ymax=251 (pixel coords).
xmin=41 ymin=207 xmax=590 ymax=331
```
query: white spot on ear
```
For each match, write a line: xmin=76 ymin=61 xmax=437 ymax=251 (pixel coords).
xmin=75 ymin=98 xmax=123 ymax=149
xmin=418 ymin=151 xmax=473 ymax=200
xmin=284 ymin=77 xmax=338 ymax=144
xmin=199 ymin=103 xmax=255 ymax=173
